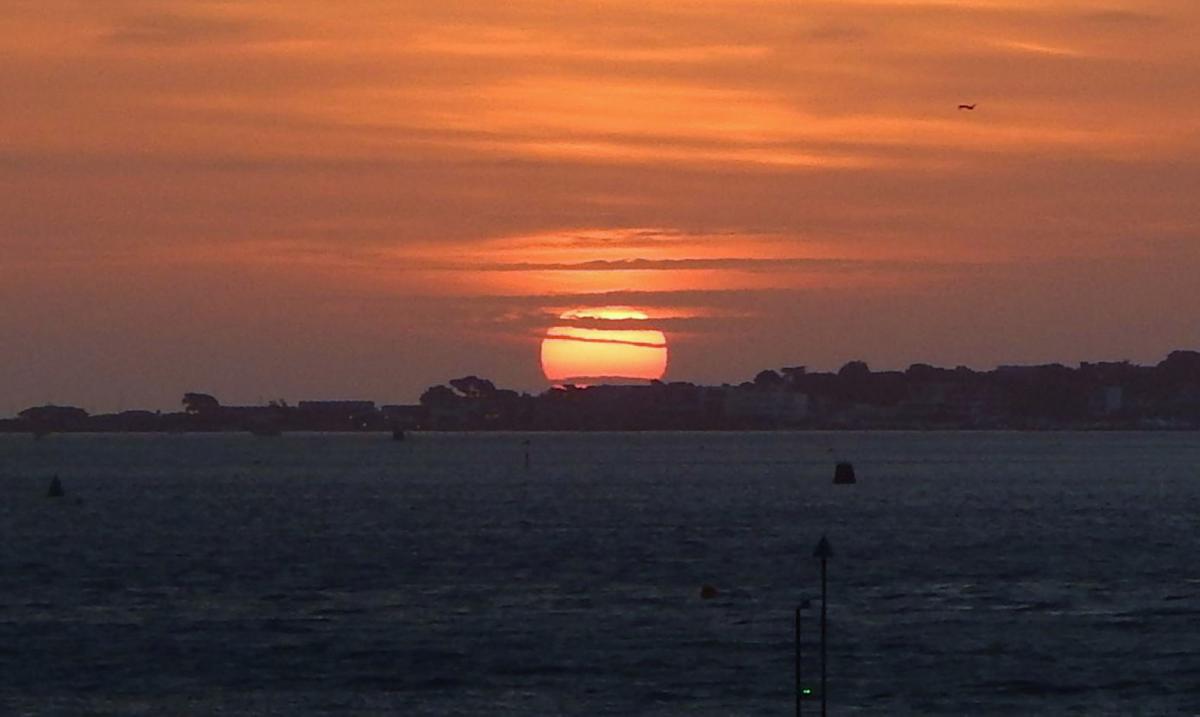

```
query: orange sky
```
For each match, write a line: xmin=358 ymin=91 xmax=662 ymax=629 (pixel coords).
xmin=2 ymin=1 xmax=1198 ymax=410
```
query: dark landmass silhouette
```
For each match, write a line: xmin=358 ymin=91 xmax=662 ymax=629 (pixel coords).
xmin=4 ymin=350 xmax=1200 ymax=433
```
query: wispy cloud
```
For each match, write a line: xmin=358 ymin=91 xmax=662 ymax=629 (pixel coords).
xmin=428 ymin=257 xmax=975 ymax=273
xmin=543 ymin=333 xmax=667 ymax=350
xmin=1079 ymin=10 xmax=1166 ymax=26
xmin=989 ymin=39 xmax=1085 ymax=57
xmin=103 ymin=12 xmax=266 ymax=46
xmin=4 ymin=0 xmax=1200 ymax=406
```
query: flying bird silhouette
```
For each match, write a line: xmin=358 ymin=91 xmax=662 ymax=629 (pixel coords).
xmin=958 ymin=104 xmax=976 ymax=110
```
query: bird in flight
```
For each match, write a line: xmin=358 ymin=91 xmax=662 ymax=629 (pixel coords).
xmin=958 ymin=103 xmax=976 ymax=110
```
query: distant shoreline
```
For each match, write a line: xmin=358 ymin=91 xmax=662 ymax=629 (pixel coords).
xmin=9 ymin=350 xmax=1200 ymax=433
xmin=3 ymin=426 xmax=1197 ymax=436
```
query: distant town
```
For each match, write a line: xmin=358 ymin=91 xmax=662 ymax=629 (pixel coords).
xmin=5 ymin=350 xmax=1200 ymax=434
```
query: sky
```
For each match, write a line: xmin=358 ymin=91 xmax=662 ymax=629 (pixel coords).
xmin=2 ymin=0 xmax=1198 ymax=412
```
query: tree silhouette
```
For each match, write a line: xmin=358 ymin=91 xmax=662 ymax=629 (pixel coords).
xmin=182 ymin=393 xmax=220 ymax=415
xmin=420 ymin=384 xmax=459 ymax=407
xmin=838 ymin=361 xmax=871 ymax=380
xmin=449 ymin=376 xmax=497 ymax=398
xmin=753 ymin=369 xmax=784 ymax=388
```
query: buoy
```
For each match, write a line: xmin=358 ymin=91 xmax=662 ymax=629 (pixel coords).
xmin=47 ymin=476 xmax=65 ymax=498
xmin=700 ymin=584 xmax=719 ymax=600
xmin=833 ymin=462 xmax=856 ymax=484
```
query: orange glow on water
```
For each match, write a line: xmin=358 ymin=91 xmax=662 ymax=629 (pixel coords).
xmin=541 ymin=307 xmax=668 ymax=383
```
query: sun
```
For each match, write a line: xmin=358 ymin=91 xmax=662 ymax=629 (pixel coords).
xmin=540 ymin=307 xmax=668 ymax=383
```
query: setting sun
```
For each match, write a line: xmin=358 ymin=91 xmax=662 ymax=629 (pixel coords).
xmin=540 ymin=307 xmax=668 ymax=383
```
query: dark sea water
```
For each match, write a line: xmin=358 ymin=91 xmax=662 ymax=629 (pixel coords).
xmin=2 ymin=431 xmax=1199 ymax=715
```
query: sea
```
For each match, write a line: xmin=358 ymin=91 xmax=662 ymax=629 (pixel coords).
xmin=1 ymin=431 xmax=1198 ymax=716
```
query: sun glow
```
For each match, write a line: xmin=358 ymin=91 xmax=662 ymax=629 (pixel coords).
xmin=540 ymin=307 xmax=668 ymax=383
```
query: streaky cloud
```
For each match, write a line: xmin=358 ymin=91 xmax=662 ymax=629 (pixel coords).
xmin=434 ymin=257 xmax=976 ymax=273
xmin=543 ymin=334 xmax=667 ymax=350
xmin=103 ymin=12 xmax=270 ymax=47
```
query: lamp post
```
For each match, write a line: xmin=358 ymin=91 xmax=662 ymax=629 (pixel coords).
xmin=796 ymin=599 xmax=812 ymax=716
xmin=813 ymin=535 xmax=833 ymax=717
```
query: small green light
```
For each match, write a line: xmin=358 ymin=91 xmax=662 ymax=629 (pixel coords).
xmin=802 ymin=688 xmax=813 ymax=696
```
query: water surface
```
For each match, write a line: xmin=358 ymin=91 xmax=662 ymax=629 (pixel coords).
xmin=2 ymin=432 xmax=1198 ymax=715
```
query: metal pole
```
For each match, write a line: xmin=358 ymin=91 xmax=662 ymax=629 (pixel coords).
xmin=820 ymin=557 xmax=827 ymax=717
xmin=795 ymin=606 xmax=802 ymax=717
xmin=813 ymin=535 xmax=832 ymax=717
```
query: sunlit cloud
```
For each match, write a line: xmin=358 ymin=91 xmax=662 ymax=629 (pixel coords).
xmin=989 ymin=39 xmax=1085 ymax=57
xmin=3 ymin=0 xmax=1200 ymax=406
xmin=408 ymin=28 xmax=771 ymax=64
xmin=102 ymin=12 xmax=268 ymax=47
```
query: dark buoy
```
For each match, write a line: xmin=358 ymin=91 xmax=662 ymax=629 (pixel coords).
xmin=700 ymin=584 xmax=719 ymax=600
xmin=833 ymin=462 xmax=856 ymax=484
xmin=47 ymin=476 xmax=65 ymax=498
xmin=392 ymin=428 xmax=406 ymax=442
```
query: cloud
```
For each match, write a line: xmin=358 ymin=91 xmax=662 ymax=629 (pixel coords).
xmin=430 ymin=257 xmax=974 ymax=274
xmin=102 ymin=12 xmax=270 ymax=47
xmin=4 ymin=0 xmax=1200 ymax=408
xmin=1079 ymin=10 xmax=1165 ymax=26
xmin=543 ymin=333 xmax=667 ymax=350
xmin=988 ymin=39 xmax=1085 ymax=57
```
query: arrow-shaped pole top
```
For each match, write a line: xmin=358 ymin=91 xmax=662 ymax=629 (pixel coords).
xmin=813 ymin=535 xmax=833 ymax=559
